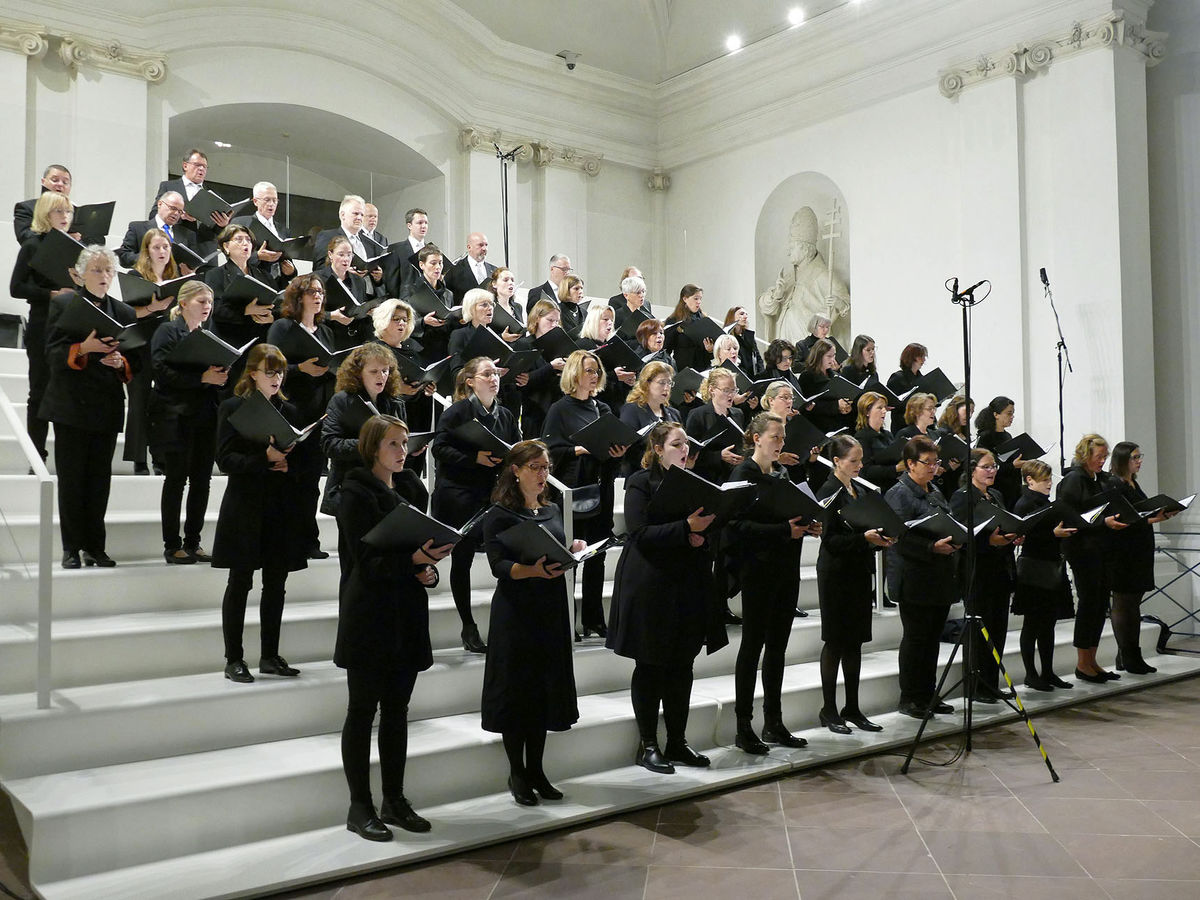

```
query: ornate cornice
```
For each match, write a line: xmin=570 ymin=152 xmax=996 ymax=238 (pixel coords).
xmin=646 ymin=168 xmax=671 ymax=192
xmin=58 ymin=34 xmax=166 ymax=83
xmin=0 ymin=19 xmax=47 ymax=57
xmin=459 ymin=126 xmax=603 ymax=178
xmin=938 ymin=9 xmax=1167 ymax=99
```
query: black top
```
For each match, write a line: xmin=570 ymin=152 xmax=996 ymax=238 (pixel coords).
xmin=726 ymin=457 xmax=802 ymax=566
xmin=149 ymin=315 xmax=224 ymax=418
xmin=977 ymin=429 xmax=1021 ymax=507
xmin=618 ymin=401 xmax=682 ymax=477
xmin=950 ymin=482 xmax=1015 ymax=591
xmin=266 ymin=318 xmax=338 ymax=421
xmin=884 ymin=472 xmax=957 ymax=606
xmin=430 ymin=394 xmax=521 ymax=526
xmin=334 ymin=467 xmax=434 ymax=672
xmin=542 ymin=394 xmax=619 ymax=489
xmin=663 ymin=310 xmax=709 ymax=373
xmin=10 ymin=234 xmax=64 ymax=311
xmin=855 ymin=426 xmax=900 ymax=493
xmin=685 ymin=403 xmax=745 ymax=484
xmin=207 ymin=260 xmax=273 ymax=350
xmin=319 ymin=389 xmax=408 ymax=515
xmin=1055 ymin=465 xmax=1112 ymax=559
xmin=885 ymin=368 xmax=922 ymax=434
xmin=797 ymin=368 xmax=851 ymax=432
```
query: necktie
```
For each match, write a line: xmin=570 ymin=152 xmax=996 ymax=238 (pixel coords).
xmin=163 ymin=223 xmax=174 ymax=242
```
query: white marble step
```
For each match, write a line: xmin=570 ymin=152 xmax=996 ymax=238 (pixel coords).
xmin=0 ymin=611 xmax=904 ymax=780
xmin=0 ymin=348 xmax=25 ymax=375
xmin=7 ymin=623 xmax=1172 ymax=889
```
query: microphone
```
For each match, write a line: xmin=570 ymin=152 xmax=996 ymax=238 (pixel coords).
xmin=958 ymin=279 xmax=986 ymax=296
xmin=1039 ymin=267 xmax=1049 ymax=287
xmin=952 ymin=277 xmax=959 ymax=298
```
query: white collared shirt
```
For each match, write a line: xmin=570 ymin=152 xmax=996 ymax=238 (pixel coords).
xmin=181 ymin=175 xmax=203 ymax=200
xmin=256 ymin=212 xmax=281 ymax=239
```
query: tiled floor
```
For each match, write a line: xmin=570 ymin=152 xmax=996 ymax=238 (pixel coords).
xmin=258 ymin=673 xmax=1200 ymax=900
xmin=3 ymin=672 xmax=1200 ymax=899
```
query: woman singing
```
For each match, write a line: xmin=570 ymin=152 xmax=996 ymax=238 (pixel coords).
xmin=797 ymin=338 xmax=853 ymax=433
xmin=317 ymin=236 xmax=370 ymax=351
xmin=839 ymin=334 xmax=878 ymax=386
xmin=482 ymin=440 xmax=582 ymax=806
xmin=663 ymin=284 xmax=713 ymax=373
xmin=608 ymin=422 xmax=723 ymax=773
xmin=816 ymin=435 xmax=893 ymax=733
xmin=431 ymin=356 xmax=521 ymax=653
xmin=515 ymin=300 xmax=569 ymax=440
xmin=211 ymin=344 xmax=321 ymax=682
xmin=148 ymin=281 xmax=228 ymax=564
xmin=885 ymin=342 xmax=927 ymax=435
xmin=335 ymin=414 xmax=452 ymax=840
xmin=975 ymin=396 xmax=1021 ymax=507
xmin=723 ymin=305 xmax=765 ymax=378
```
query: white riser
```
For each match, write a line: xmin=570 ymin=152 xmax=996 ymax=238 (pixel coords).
xmin=0 ymin=613 xmax=907 ymax=780
xmin=7 ymin=622 xmax=1157 ymax=887
xmin=0 ymin=473 xmax=228 ymax=516
xmin=0 ymin=372 xmax=25 ymax=402
xmin=0 ymin=348 xmax=26 ymax=376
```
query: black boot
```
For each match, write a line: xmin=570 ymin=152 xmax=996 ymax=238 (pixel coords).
xmin=346 ymin=802 xmax=392 ymax=842
xmin=761 ymin=717 xmax=808 ymax=749
xmin=734 ymin=717 xmax=769 ymax=754
xmin=635 ymin=741 xmax=675 ymax=774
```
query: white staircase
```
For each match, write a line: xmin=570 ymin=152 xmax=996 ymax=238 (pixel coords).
xmin=0 ymin=345 xmax=1194 ymax=900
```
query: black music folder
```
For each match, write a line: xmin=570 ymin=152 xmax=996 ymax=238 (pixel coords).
xmin=824 ymin=373 xmax=871 ymax=402
xmin=937 ymin=432 xmax=970 ymax=465
xmin=570 ymin=413 xmax=641 ymax=459
xmin=678 ymin=315 xmax=725 ymax=345
xmin=171 ymin=243 xmax=219 ymax=270
xmin=184 ymin=189 xmax=251 ymax=222
xmin=271 ymin=326 xmax=357 ymax=368
xmin=166 ymin=329 xmax=256 ymax=369
xmin=225 ymin=272 xmax=283 ymax=306
xmin=227 ymin=390 xmax=322 ymax=448
xmin=646 ymin=465 xmax=757 ymax=521
xmin=246 ymin=220 xmax=307 ymax=257
xmin=1050 ymin=498 xmax=1109 ymax=530
xmin=494 ymin=519 xmax=615 ymax=570
xmin=1136 ymin=492 xmax=1195 ymax=515
xmin=533 ymin=325 xmax=579 ymax=362
xmin=751 ymin=478 xmax=840 ymax=523
xmin=72 ymin=201 xmax=116 ymax=242
xmin=30 ymin=228 xmax=86 ymax=289
xmin=394 ymin=354 xmax=453 ymax=387
xmin=500 ymin=350 xmax=543 ymax=382
xmin=406 ymin=283 xmax=459 ymax=320
xmin=351 ymin=250 xmax=390 ymax=271
xmin=362 ymin=501 xmax=463 ymax=550
xmin=840 ymin=491 xmax=906 ymax=539
xmin=617 ymin=306 xmax=651 ymax=339
xmin=995 ymin=432 xmax=1048 ymax=463
xmin=783 ymin=413 xmax=845 ymax=456
xmin=918 ymin=367 xmax=957 ymax=402
xmin=669 ymin=367 xmax=705 ymax=407
xmin=595 ymin=339 xmax=645 ymax=374
xmin=117 ymin=271 xmax=198 ymax=307
xmin=691 ymin=415 xmax=745 ymax=453
xmin=491 ymin=303 xmax=524 ymax=336
xmin=452 ymin=419 xmax=515 ymax=457
xmin=463 ymin=324 xmax=512 ymax=362
xmin=975 ymin=500 xmax=1055 ymax=536
xmin=53 ymin=294 xmax=151 ymax=351
xmin=905 ymin=510 xmax=993 ymax=545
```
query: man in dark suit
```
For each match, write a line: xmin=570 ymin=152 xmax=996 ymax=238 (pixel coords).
xmin=361 ymin=202 xmax=388 ymax=252
xmin=525 ymin=253 xmax=571 ymax=314
xmin=116 ymin=192 xmax=197 ymax=268
xmin=383 ymin=207 xmax=430 ymax=298
xmin=232 ymin=181 xmax=297 ymax=288
xmin=150 ymin=149 xmax=231 ymax=257
xmin=14 ymin=164 xmax=74 ymax=244
xmin=443 ymin=232 xmax=497 ymax=304
xmin=311 ymin=194 xmax=386 ymax=296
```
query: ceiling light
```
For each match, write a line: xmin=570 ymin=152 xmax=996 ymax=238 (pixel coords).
xmin=213 ymin=140 xmax=232 ymax=149
xmin=788 ymin=7 xmax=805 ymax=26
xmin=725 ymin=34 xmax=742 ymax=52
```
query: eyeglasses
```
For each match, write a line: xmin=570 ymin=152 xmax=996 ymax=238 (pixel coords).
xmin=582 ymin=367 xmax=601 ymax=376
xmin=304 ymin=288 xmax=325 ymax=296
xmin=651 ymin=378 xmax=674 ymax=387
xmin=523 ymin=463 xmax=552 ymax=474
xmin=261 ymin=369 xmax=285 ymax=378
xmin=159 ymin=203 xmax=185 ymax=214
xmin=1130 ymin=453 xmax=1144 ymax=460
xmin=551 ymin=265 xmax=573 ymax=273
xmin=978 ymin=464 xmax=999 ymax=471
xmin=914 ymin=458 xmax=940 ymax=468
xmin=714 ymin=387 xmax=737 ymax=395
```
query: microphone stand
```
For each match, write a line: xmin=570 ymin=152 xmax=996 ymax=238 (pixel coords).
xmin=494 ymin=144 xmax=521 ymax=268
xmin=1043 ymin=271 xmax=1073 ymax=476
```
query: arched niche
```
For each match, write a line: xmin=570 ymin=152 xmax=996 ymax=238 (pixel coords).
xmin=754 ymin=173 xmax=851 ymax=347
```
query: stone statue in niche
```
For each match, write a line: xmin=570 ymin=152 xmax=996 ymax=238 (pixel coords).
xmin=757 ymin=205 xmax=850 ymax=345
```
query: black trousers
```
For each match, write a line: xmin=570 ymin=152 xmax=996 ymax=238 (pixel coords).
xmin=448 ymin=527 xmax=483 ymax=630
xmin=576 ymin=515 xmax=610 ymax=629
xmin=965 ymin=583 xmax=1011 ymax=693
xmin=342 ymin=666 xmax=419 ymax=806
xmin=24 ymin=307 xmax=49 ymax=460
xmin=221 ymin=566 xmax=289 ymax=662
xmin=53 ymin=423 xmax=117 ymax=553
xmin=734 ymin=565 xmax=799 ymax=720
xmin=897 ymin=602 xmax=951 ymax=706
xmin=159 ymin=415 xmax=216 ymax=551
xmin=631 ymin=661 xmax=695 ymax=744
xmin=1068 ymin=554 xmax=1110 ymax=649
xmin=122 ymin=361 xmax=152 ymax=466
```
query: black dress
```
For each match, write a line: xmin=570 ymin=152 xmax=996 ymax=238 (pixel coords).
xmin=480 ymin=504 xmax=580 ymax=733
xmin=607 ymin=468 xmax=726 ymax=664
xmin=430 ymin=395 xmax=521 ymax=528
xmin=663 ymin=311 xmax=709 ymax=373
xmin=797 ymin=368 xmax=851 ymax=433
xmin=1056 ymin=465 xmax=1113 ymax=648
xmin=1106 ymin=478 xmax=1156 ymax=594
xmin=816 ymin=474 xmax=876 ymax=645
xmin=855 ymin=426 xmax=900 ymax=494
xmin=617 ymin=401 xmax=682 ymax=477
xmin=1011 ymin=487 xmax=1074 ymax=619
xmin=684 ymin=403 xmax=745 ymax=484
xmin=8 ymin=234 xmax=59 ymax=457
xmin=885 ymin=368 xmax=922 ymax=435
xmin=319 ymin=389 xmax=407 ymax=516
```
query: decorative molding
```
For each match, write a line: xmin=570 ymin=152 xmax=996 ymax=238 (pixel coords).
xmin=0 ymin=19 xmax=47 ymax=57
xmin=58 ymin=34 xmax=166 ymax=82
xmin=938 ymin=9 xmax=1168 ymax=99
xmin=646 ymin=168 xmax=671 ymax=192
xmin=459 ymin=126 xmax=603 ymax=177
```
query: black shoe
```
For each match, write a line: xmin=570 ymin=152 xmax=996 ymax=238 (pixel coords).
xmin=574 ymin=631 xmax=583 ymax=643
xmin=664 ymin=741 xmax=710 ymax=768
xmin=581 ymin=623 xmax=607 ymax=638
xmin=308 ymin=548 xmax=330 ymax=560
xmin=1045 ymin=673 xmax=1073 ymax=689
xmin=970 ymin=692 xmax=1000 ymax=704
xmin=508 ymin=773 xmax=538 ymax=806
xmin=1074 ymin=668 xmax=1108 ymax=684
xmin=897 ymin=701 xmax=932 ymax=719
xmin=259 ymin=655 xmax=300 ymax=676
xmin=133 ymin=462 xmax=150 ymax=475
xmin=794 ymin=607 xmax=809 ymax=618
xmin=1023 ymin=673 xmax=1054 ymax=692
xmin=380 ymin=796 xmax=431 ymax=833
xmin=224 ymin=660 xmax=255 ymax=683
xmin=62 ymin=550 xmax=81 ymax=569
xmin=187 ymin=546 xmax=213 ymax=563
xmin=735 ymin=723 xmax=769 ymax=755
xmin=761 ymin=720 xmax=807 ymax=749
xmin=347 ymin=803 xmax=393 ymax=842
xmin=164 ymin=549 xmax=196 ymax=565
xmin=152 ymin=463 xmax=165 ymax=477
xmin=1100 ymin=669 xmax=1121 ymax=681
xmin=636 ymin=742 xmax=675 ymax=774
xmin=819 ymin=709 xmax=851 ymax=735
xmin=882 ymin=595 xmax=898 ymax=608
xmin=1123 ymin=657 xmax=1157 ymax=675
xmin=841 ymin=708 xmax=884 ymax=732
xmin=526 ymin=772 xmax=564 ymax=800
xmin=82 ymin=550 xmax=116 ymax=567
xmin=724 ymin=608 xmax=743 ymax=626
xmin=931 ymin=700 xmax=954 ymax=714
xmin=461 ymin=624 xmax=487 ymax=654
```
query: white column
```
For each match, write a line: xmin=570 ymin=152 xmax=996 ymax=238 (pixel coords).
xmin=0 ymin=49 xmax=30 ymax=316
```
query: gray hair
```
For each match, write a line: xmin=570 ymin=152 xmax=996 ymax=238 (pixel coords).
xmin=620 ymin=275 xmax=646 ymax=295
xmin=339 ymin=194 xmax=366 ymax=214
xmin=807 ymin=313 xmax=832 ymax=333
xmin=252 ymin=181 xmax=277 ymax=198
xmin=549 ymin=253 xmax=568 ymax=266
xmin=371 ymin=298 xmax=415 ymax=340
xmin=461 ymin=288 xmax=494 ymax=325
xmin=710 ymin=333 xmax=740 ymax=365
xmin=74 ymin=245 xmax=118 ymax=276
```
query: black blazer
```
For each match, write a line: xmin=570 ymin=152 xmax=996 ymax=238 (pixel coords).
xmin=401 ymin=277 xmax=457 ymax=365
xmin=333 ymin=466 xmax=435 ymax=672
xmin=10 ymin=234 xmax=62 ymax=312
xmin=40 ymin=291 xmax=139 ymax=433
xmin=525 ymin=280 xmax=558 ymax=315
xmin=685 ymin=403 xmax=744 ymax=484
xmin=13 ymin=198 xmax=38 ymax=245
xmin=149 ymin=315 xmax=223 ymax=418
xmin=319 ymin=388 xmax=407 ymax=516
xmin=384 ymin=237 xmax=423 ymax=298
xmin=265 ymin=318 xmax=338 ymax=421
xmin=855 ymin=426 xmax=900 ymax=493
xmin=151 ymin=178 xmax=221 ymax=254
xmin=117 ymin=218 xmax=197 ymax=269
xmin=444 ymin=257 xmax=497 ymax=305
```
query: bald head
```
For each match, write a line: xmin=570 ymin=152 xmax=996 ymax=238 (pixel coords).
xmin=466 ymin=232 xmax=488 ymax=263
xmin=157 ymin=191 xmax=186 ymax=225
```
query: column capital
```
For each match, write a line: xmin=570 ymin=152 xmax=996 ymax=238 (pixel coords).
xmin=58 ymin=34 xmax=167 ymax=83
xmin=0 ymin=19 xmax=48 ymax=58
xmin=459 ymin=126 xmax=602 ymax=177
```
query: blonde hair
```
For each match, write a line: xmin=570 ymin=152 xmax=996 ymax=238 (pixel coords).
xmin=31 ymin=192 xmax=73 ymax=234
xmin=527 ymin=299 xmax=559 ymax=337
xmin=904 ymin=392 xmax=937 ymax=425
xmin=559 ymin=349 xmax=606 ymax=396
xmin=371 ymin=298 xmax=415 ymax=341
xmin=626 ymin=361 xmax=674 ymax=407
xmin=578 ymin=303 xmax=615 ymax=341
xmin=699 ymin=368 xmax=735 ymax=403
xmin=856 ymin=391 xmax=887 ymax=430
xmin=1072 ymin=433 xmax=1108 ymax=467
xmin=1021 ymin=459 xmax=1053 ymax=483
xmin=710 ymin=333 xmax=739 ymax=366
xmin=761 ymin=380 xmax=794 ymax=409
xmin=170 ymin=280 xmax=214 ymax=321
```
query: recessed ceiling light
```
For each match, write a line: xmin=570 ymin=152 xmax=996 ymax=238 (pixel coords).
xmin=788 ymin=7 xmax=805 ymax=26
xmin=213 ymin=140 xmax=232 ymax=149
xmin=725 ymin=34 xmax=742 ymax=52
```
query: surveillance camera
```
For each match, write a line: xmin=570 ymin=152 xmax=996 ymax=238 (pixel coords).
xmin=556 ymin=50 xmax=581 ymax=71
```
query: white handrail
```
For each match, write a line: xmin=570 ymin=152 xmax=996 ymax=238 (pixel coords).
xmin=546 ymin=473 xmax=577 ymax=628
xmin=0 ymin=392 xmax=54 ymax=709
